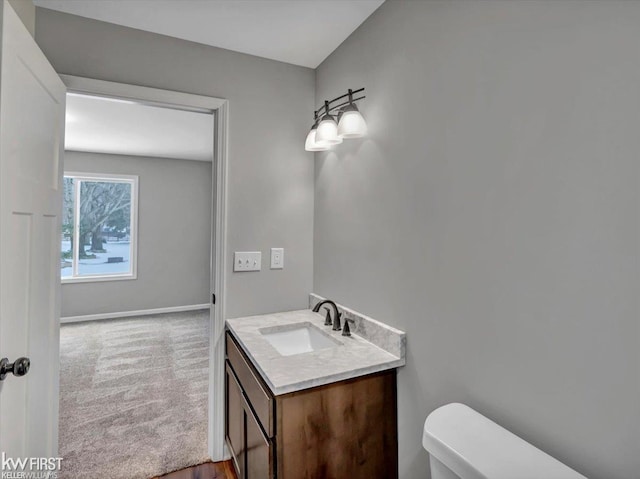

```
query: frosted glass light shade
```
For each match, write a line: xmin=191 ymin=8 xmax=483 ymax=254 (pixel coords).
xmin=305 ymin=128 xmax=329 ymax=151
xmin=337 ymin=105 xmax=367 ymax=139
xmin=315 ymin=115 xmax=342 ymax=145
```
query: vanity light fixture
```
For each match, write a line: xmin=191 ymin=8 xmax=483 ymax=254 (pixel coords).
xmin=315 ymin=101 xmax=343 ymax=146
xmin=305 ymin=87 xmax=367 ymax=151
xmin=304 ymin=112 xmax=330 ymax=151
xmin=338 ymin=90 xmax=368 ymax=139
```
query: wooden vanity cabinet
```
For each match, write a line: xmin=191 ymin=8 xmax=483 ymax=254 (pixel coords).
xmin=225 ymin=331 xmax=398 ymax=479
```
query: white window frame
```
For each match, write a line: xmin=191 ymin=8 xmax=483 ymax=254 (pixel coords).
xmin=61 ymin=171 xmax=139 ymax=284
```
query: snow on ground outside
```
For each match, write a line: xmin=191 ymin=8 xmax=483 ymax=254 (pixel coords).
xmin=61 ymin=240 xmax=132 ymax=276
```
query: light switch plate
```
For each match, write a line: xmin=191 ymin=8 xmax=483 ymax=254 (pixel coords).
xmin=234 ymin=251 xmax=261 ymax=272
xmin=270 ymin=248 xmax=284 ymax=269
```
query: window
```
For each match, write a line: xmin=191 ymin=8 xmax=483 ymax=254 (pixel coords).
xmin=61 ymin=173 xmax=138 ymax=282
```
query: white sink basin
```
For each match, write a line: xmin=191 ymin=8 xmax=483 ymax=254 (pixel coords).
xmin=259 ymin=322 xmax=341 ymax=356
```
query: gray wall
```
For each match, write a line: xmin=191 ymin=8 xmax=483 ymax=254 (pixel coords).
xmin=62 ymin=151 xmax=212 ymax=317
xmin=314 ymin=1 xmax=639 ymax=478
xmin=35 ymin=8 xmax=315 ymax=319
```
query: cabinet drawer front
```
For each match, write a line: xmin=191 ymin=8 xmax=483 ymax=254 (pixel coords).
xmin=244 ymin=391 xmax=274 ymax=479
xmin=226 ymin=363 xmax=245 ymax=478
xmin=226 ymin=332 xmax=274 ymax=437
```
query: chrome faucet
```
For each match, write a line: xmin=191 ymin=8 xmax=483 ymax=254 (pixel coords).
xmin=312 ymin=299 xmax=342 ymax=331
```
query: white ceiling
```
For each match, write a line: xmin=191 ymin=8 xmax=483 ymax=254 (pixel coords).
xmin=34 ymin=0 xmax=385 ymax=68
xmin=65 ymin=93 xmax=214 ymax=162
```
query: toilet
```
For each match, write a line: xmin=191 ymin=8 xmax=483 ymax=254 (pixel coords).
xmin=422 ymin=403 xmax=587 ymax=479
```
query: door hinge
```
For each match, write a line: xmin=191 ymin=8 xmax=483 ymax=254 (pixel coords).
xmin=212 ymin=293 xmax=216 ymax=305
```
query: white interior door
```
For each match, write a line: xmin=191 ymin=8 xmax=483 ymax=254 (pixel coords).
xmin=0 ymin=0 xmax=65 ymax=461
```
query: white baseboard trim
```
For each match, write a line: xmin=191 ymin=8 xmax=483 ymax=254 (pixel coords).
xmin=60 ymin=304 xmax=210 ymax=324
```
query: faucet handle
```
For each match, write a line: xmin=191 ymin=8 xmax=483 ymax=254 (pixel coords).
xmin=323 ymin=308 xmax=332 ymax=326
xmin=342 ymin=318 xmax=354 ymax=336
xmin=342 ymin=319 xmax=351 ymax=336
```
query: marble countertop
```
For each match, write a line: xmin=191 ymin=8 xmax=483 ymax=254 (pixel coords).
xmin=226 ymin=309 xmax=406 ymax=395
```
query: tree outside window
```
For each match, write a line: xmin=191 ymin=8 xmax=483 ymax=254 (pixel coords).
xmin=61 ymin=173 xmax=138 ymax=282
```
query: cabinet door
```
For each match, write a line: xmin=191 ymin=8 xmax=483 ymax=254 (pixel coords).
xmin=226 ymin=363 xmax=245 ymax=478
xmin=245 ymin=402 xmax=271 ymax=479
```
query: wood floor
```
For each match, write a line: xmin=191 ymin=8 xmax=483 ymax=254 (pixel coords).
xmin=154 ymin=460 xmax=237 ymax=479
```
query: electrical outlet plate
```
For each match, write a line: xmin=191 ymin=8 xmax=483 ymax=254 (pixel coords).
xmin=234 ymin=251 xmax=261 ymax=272
xmin=270 ymin=248 xmax=284 ymax=269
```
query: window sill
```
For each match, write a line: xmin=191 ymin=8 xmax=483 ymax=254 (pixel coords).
xmin=61 ymin=274 xmax=137 ymax=284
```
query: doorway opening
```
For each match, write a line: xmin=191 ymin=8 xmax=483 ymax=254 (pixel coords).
xmin=57 ymin=76 xmax=228 ymax=478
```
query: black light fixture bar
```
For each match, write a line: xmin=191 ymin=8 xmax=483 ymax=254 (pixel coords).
xmin=314 ymin=87 xmax=366 ymax=118
xmin=324 ymin=96 xmax=366 ymax=115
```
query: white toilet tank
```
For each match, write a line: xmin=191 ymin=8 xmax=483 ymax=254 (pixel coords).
xmin=422 ymin=403 xmax=587 ymax=479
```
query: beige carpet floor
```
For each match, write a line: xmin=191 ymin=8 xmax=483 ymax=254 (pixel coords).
xmin=59 ymin=311 xmax=210 ymax=479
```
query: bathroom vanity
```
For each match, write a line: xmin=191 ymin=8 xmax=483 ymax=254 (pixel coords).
xmin=225 ymin=297 xmax=406 ymax=479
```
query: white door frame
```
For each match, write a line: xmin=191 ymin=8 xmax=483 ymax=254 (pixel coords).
xmin=59 ymin=75 xmax=229 ymax=461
